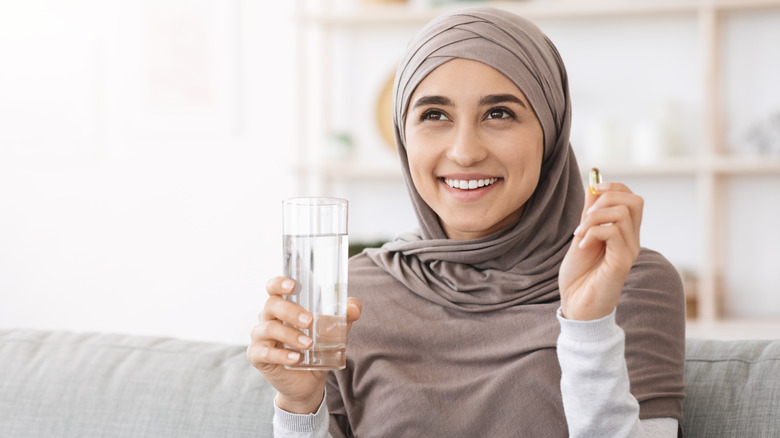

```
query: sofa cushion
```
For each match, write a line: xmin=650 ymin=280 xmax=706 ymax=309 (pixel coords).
xmin=683 ymin=338 xmax=780 ymax=438
xmin=0 ymin=329 xmax=275 ymax=437
xmin=4 ymin=329 xmax=779 ymax=437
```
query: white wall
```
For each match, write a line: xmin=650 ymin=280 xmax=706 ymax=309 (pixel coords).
xmin=2 ymin=2 xmax=779 ymax=344
xmin=0 ymin=0 xmax=297 ymax=344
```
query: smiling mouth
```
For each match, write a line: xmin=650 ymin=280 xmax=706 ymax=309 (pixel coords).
xmin=442 ymin=177 xmax=500 ymax=190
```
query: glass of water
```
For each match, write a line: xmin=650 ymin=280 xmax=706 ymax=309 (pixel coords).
xmin=282 ymin=197 xmax=348 ymax=370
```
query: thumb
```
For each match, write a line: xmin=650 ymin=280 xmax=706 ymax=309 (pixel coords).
xmin=345 ymin=297 xmax=362 ymax=334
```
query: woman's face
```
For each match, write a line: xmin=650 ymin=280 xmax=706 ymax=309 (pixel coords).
xmin=404 ymin=58 xmax=544 ymax=240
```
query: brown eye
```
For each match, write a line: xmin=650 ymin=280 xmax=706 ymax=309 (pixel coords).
xmin=486 ymin=108 xmax=514 ymax=120
xmin=420 ymin=110 xmax=449 ymax=122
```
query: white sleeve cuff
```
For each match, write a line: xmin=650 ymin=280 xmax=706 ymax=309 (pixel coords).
xmin=556 ymin=307 xmax=621 ymax=344
xmin=273 ymin=393 xmax=330 ymax=437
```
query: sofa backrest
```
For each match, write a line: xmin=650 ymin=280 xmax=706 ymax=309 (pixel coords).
xmin=683 ymin=338 xmax=780 ymax=438
xmin=3 ymin=329 xmax=779 ymax=437
xmin=0 ymin=329 xmax=276 ymax=437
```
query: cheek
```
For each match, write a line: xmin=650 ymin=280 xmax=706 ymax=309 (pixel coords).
xmin=404 ymin=129 xmax=436 ymax=175
xmin=403 ymin=138 xmax=427 ymax=186
xmin=515 ymin=126 xmax=544 ymax=169
xmin=405 ymin=143 xmax=435 ymax=193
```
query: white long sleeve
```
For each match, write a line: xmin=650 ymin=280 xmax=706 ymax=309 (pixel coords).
xmin=272 ymin=394 xmax=331 ymax=438
xmin=557 ymin=308 xmax=678 ymax=437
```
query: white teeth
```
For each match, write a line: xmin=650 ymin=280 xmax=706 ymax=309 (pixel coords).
xmin=445 ymin=178 xmax=498 ymax=190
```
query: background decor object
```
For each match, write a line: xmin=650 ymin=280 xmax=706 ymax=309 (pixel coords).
xmin=376 ymin=72 xmax=396 ymax=151
xmin=742 ymin=111 xmax=780 ymax=156
xmin=325 ymin=132 xmax=355 ymax=160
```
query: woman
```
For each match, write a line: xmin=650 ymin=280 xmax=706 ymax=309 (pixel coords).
xmin=249 ymin=7 xmax=685 ymax=437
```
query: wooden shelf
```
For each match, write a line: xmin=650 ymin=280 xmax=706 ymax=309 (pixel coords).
xmin=709 ymin=156 xmax=780 ymax=174
xmin=307 ymin=156 xmax=780 ymax=181
xmin=304 ymin=157 xmax=780 ymax=180
xmin=295 ymin=0 xmax=780 ymax=27
xmin=297 ymin=160 xmax=403 ymax=180
xmin=592 ymin=159 xmax=700 ymax=177
xmin=687 ymin=318 xmax=780 ymax=340
xmin=713 ymin=0 xmax=780 ymax=11
xmin=296 ymin=1 xmax=699 ymax=26
xmin=295 ymin=0 xmax=780 ymax=334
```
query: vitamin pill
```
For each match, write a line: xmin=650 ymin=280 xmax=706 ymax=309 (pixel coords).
xmin=588 ymin=167 xmax=602 ymax=195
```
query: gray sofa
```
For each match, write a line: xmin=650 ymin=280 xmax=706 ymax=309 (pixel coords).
xmin=1 ymin=329 xmax=778 ymax=437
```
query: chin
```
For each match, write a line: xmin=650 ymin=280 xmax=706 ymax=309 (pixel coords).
xmin=442 ymin=219 xmax=500 ymax=240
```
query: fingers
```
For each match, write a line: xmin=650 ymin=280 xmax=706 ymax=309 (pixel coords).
xmin=259 ymin=320 xmax=313 ymax=351
xmin=266 ymin=276 xmax=297 ymax=297
xmin=574 ymin=182 xmax=643 ymax=256
xmin=263 ymin=295 xmax=313 ymax=327
xmin=248 ymin=276 xmax=313 ymax=370
xmin=248 ymin=322 xmax=309 ymax=369
xmin=584 ymin=183 xmax=643 ymax=227
xmin=252 ymin=277 xmax=362 ymax=371
xmin=263 ymin=276 xmax=312 ymax=326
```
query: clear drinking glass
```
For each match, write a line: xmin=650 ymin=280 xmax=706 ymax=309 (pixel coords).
xmin=282 ymin=197 xmax=349 ymax=370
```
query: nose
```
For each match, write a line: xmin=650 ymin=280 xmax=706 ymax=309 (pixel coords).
xmin=446 ymin=124 xmax=488 ymax=167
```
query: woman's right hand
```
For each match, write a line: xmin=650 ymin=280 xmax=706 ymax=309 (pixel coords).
xmin=247 ymin=276 xmax=362 ymax=414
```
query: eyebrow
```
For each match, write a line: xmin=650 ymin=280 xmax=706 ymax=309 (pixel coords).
xmin=411 ymin=95 xmax=453 ymax=109
xmin=411 ymin=94 xmax=529 ymax=110
xmin=479 ymin=94 xmax=528 ymax=109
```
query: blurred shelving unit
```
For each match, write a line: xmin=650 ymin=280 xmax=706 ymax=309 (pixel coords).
xmin=294 ymin=0 xmax=780 ymax=338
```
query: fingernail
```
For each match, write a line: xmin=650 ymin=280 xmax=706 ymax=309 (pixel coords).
xmin=573 ymin=225 xmax=583 ymax=236
xmin=298 ymin=313 xmax=312 ymax=325
xmin=298 ymin=335 xmax=312 ymax=347
xmin=586 ymin=204 xmax=597 ymax=215
xmin=288 ymin=351 xmax=300 ymax=361
xmin=282 ymin=280 xmax=294 ymax=291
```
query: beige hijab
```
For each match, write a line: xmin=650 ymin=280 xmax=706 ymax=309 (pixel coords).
xmin=328 ymin=7 xmax=685 ymax=437
xmin=367 ymin=6 xmax=583 ymax=311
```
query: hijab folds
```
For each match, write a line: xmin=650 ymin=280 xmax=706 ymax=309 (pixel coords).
xmin=367 ymin=7 xmax=583 ymax=311
xmin=329 ymin=8 xmax=685 ymax=437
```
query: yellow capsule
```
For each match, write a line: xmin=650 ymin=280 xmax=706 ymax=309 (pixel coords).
xmin=588 ymin=167 xmax=602 ymax=195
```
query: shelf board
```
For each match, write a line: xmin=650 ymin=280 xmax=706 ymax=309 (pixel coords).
xmin=297 ymin=161 xmax=403 ymax=180
xmin=687 ymin=318 xmax=780 ymax=340
xmin=295 ymin=0 xmax=780 ymax=27
xmin=709 ymin=156 xmax=780 ymax=175
xmin=586 ymin=159 xmax=701 ymax=177
xmin=295 ymin=1 xmax=700 ymax=26
xmin=713 ymin=0 xmax=780 ymax=11
xmin=589 ymin=156 xmax=780 ymax=177
xmin=301 ymin=156 xmax=780 ymax=181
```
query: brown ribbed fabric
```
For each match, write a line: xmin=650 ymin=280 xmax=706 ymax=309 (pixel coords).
xmin=327 ymin=7 xmax=685 ymax=437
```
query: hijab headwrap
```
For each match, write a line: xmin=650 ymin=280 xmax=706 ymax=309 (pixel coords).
xmin=328 ymin=8 xmax=685 ymax=437
xmin=367 ymin=6 xmax=583 ymax=311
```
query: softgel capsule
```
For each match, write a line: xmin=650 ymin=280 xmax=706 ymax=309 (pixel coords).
xmin=588 ymin=167 xmax=602 ymax=195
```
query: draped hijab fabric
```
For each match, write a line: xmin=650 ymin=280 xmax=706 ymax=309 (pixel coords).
xmin=327 ymin=7 xmax=685 ymax=437
xmin=367 ymin=6 xmax=583 ymax=311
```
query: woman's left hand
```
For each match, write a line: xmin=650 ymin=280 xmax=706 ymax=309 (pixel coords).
xmin=558 ymin=182 xmax=644 ymax=321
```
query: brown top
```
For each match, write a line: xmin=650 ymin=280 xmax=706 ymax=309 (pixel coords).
xmin=326 ymin=7 xmax=685 ymax=437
